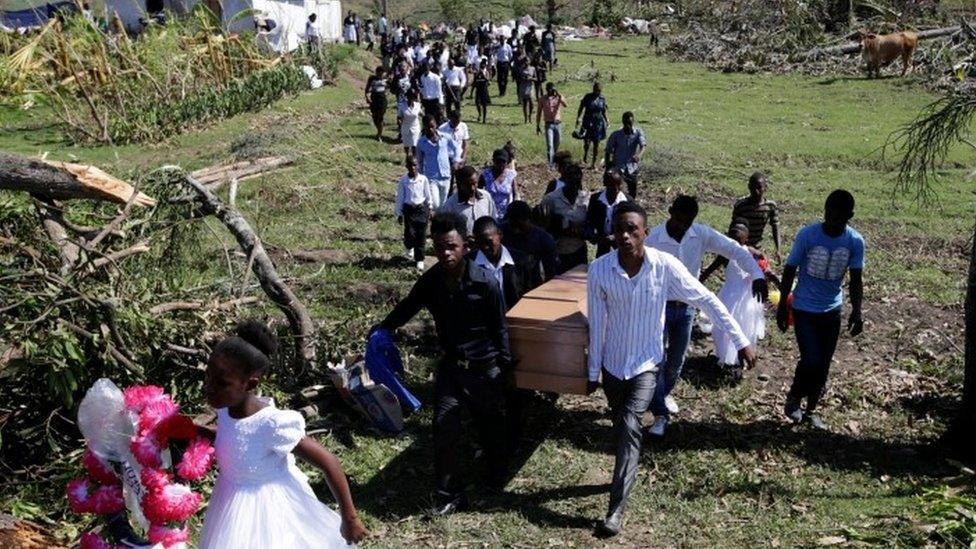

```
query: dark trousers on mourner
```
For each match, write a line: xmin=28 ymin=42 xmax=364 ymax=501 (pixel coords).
xmin=556 ymin=246 xmax=588 ymax=275
xmin=497 ymin=61 xmax=511 ymax=96
xmin=623 ymin=172 xmax=639 ymax=199
xmin=788 ymin=308 xmax=842 ymax=413
xmin=434 ymin=359 xmax=509 ymax=498
xmin=602 ymin=368 xmax=657 ymax=516
xmin=402 ymin=203 xmax=429 ymax=262
xmin=445 ymin=86 xmax=462 ymax=115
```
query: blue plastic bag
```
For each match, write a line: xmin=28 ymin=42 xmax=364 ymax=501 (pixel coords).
xmin=365 ymin=329 xmax=422 ymax=413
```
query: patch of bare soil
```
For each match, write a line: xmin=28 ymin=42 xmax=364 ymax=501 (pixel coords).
xmin=0 ymin=514 xmax=64 ymax=549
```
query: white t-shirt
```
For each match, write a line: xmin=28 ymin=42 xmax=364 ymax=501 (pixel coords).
xmin=420 ymin=72 xmax=443 ymax=101
xmin=439 ymin=121 xmax=470 ymax=143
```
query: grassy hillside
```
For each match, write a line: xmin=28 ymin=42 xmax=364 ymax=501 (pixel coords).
xmin=1 ymin=37 xmax=972 ymax=546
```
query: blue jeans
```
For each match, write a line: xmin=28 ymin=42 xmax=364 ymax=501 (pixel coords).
xmin=545 ymin=122 xmax=562 ymax=166
xmin=649 ymin=302 xmax=695 ymax=418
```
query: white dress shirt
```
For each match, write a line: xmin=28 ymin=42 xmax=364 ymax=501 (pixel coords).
xmin=587 ymin=247 xmax=750 ymax=382
xmin=474 ymin=246 xmax=515 ymax=289
xmin=420 ymin=72 xmax=443 ymax=101
xmin=495 ymin=43 xmax=513 ymax=62
xmin=394 ymin=173 xmax=432 ymax=216
xmin=443 ymin=67 xmax=467 ymax=88
xmin=645 ymin=222 xmax=764 ymax=281
xmin=597 ymin=189 xmax=630 ymax=235
xmin=439 ymin=120 xmax=470 ymax=142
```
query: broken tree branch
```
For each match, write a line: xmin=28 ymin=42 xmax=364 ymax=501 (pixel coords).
xmin=34 ymin=199 xmax=80 ymax=273
xmin=90 ymin=241 xmax=150 ymax=269
xmin=163 ymin=167 xmax=316 ymax=369
xmin=0 ymin=151 xmax=156 ymax=206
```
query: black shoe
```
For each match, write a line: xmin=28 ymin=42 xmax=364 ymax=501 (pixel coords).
xmin=428 ymin=492 xmax=468 ymax=518
xmin=597 ymin=508 xmax=624 ymax=537
xmin=784 ymin=395 xmax=803 ymax=424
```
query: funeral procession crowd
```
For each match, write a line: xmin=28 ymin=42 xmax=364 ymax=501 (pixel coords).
xmin=298 ymin=15 xmax=864 ymax=538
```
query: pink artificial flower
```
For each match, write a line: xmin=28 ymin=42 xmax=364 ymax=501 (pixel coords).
xmin=142 ymin=482 xmax=202 ymax=523
xmin=123 ymin=385 xmax=166 ymax=412
xmin=138 ymin=396 xmax=179 ymax=435
xmin=67 ymin=477 xmax=93 ymax=513
xmin=88 ymin=485 xmax=125 ymax=515
xmin=140 ymin=467 xmax=172 ymax=493
xmin=158 ymin=414 xmax=197 ymax=442
xmin=176 ymin=437 xmax=215 ymax=481
xmin=147 ymin=524 xmax=190 ymax=547
xmin=83 ymin=447 xmax=118 ymax=485
xmin=79 ymin=531 xmax=116 ymax=549
xmin=130 ymin=433 xmax=162 ymax=468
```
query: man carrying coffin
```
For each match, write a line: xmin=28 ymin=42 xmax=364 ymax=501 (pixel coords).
xmin=587 ymin=201 xmax=756 ymax=537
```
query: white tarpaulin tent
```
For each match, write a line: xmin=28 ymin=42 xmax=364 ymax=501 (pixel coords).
xmin=93 ymin=0 xmax=340 ymax=50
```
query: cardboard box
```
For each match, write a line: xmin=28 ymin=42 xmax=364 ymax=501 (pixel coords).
xmin=506 ymin=265 xmax=589 ymax=394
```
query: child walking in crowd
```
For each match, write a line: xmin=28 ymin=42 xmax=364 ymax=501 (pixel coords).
xmin=777 ymin=189 xmax=865 ymax=430
xmin=198 ymin=321 xmax=367 ymax=548
xmin=396 ymin=156 xmax=432 ymax=272
xmin=711 ymin=222 xmax=767 ymax=373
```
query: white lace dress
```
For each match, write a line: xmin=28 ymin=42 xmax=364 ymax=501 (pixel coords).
xmin=199 ymin=399 xmax=351 ymax=548
xmin=714 ymin=255 xmax=767 ymax=365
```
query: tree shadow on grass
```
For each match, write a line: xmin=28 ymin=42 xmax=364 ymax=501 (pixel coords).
xmin=547 ymin=408 xmax=952 ymax=480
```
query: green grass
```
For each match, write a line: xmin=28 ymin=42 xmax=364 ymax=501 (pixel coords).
xmin=1 ymin=37 xmax=971 ymax=546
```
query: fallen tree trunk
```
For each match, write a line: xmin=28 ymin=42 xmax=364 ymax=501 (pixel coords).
xmin=177 ymin=171 xmax=316 ymax=370
xmin=0 ymin=151 xmax=156 ymax=206
xmin=802 ymin=24 xmax=967 ymax=60
xmin=190 ymin=156 xmax=294 ymax=187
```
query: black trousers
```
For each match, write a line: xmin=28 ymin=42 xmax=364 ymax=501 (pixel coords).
xmin=434 ymin=360 xmax=509 ymax=497
xmin=445 ymin=86 xmax=462 ymax=115
xmin=556 ymin=246 xmax=588 ymax=275
xmin=623 ymin=171 xmax=639 ymax=198
xmin=496 ymin=61 xmax=511 ymax=96
xmin=788 ymin=308 xmax=842 ymax=412
xmin=402 ymin=203 xmax=428 ymax=262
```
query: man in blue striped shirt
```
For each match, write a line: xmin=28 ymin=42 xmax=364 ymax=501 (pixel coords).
xmin=587 ymin=201 xmax=756 ymax=537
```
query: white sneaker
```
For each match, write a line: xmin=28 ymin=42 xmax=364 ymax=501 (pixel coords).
xmin=416 ymin=261 xmax=425 ymax=272
xmin=664 ymin=395 xmax=680 ymax=414
xmin=647 ymin=416 xmax=668 ymax=437
xmin=404 ymin=248 xmax=414 ymax=260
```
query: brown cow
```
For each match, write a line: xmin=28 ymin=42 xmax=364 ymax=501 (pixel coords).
xmin=859 ymin=30 xmax=919 ymax=78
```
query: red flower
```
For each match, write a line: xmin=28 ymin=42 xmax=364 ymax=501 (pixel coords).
xmin=158 ymin=414 xmax=198 ymax=441
xmin=79 ymin=531 xmax=116 ymax=549
xmin=88 ymin=485 xmax=125 ymax=515
xmin=138 ymin=396 xmax=179 ymax=435
xmin=67 ymin=477 xmax=93 ymax=513
xmin=140 ymin=467 xmax=172 ymax=493
xmin=130 ymin=433 xmax=162 ymax=468
xmin=83 ymin=447 xmax=118 ymax=485
xmin=176 ymin=437 xmax=215 ymax=481
xmin=147 ymin=523 xmax=190 ymax=547
xmin=123 ymin=385 xmax=165 ymax=412
xmin=142 ymin=482 xmax=202 ymax=523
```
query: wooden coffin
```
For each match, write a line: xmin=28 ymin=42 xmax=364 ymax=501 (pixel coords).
xmin=506 ymin=265 xmax=589 ymax=394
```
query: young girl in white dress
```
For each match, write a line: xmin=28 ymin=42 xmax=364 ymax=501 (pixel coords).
xmin=198 ymin=321 xmax=367 ymax=548
xmin=713 ymin=223 xmax=767 ymax=367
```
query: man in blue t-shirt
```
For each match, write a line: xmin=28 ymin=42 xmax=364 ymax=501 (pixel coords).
xmin=777 ymin=189 xmax=865 ymax=430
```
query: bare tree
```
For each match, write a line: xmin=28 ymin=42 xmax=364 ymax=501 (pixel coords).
xmin=890 ymin=91 xmax=976 ymax=458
